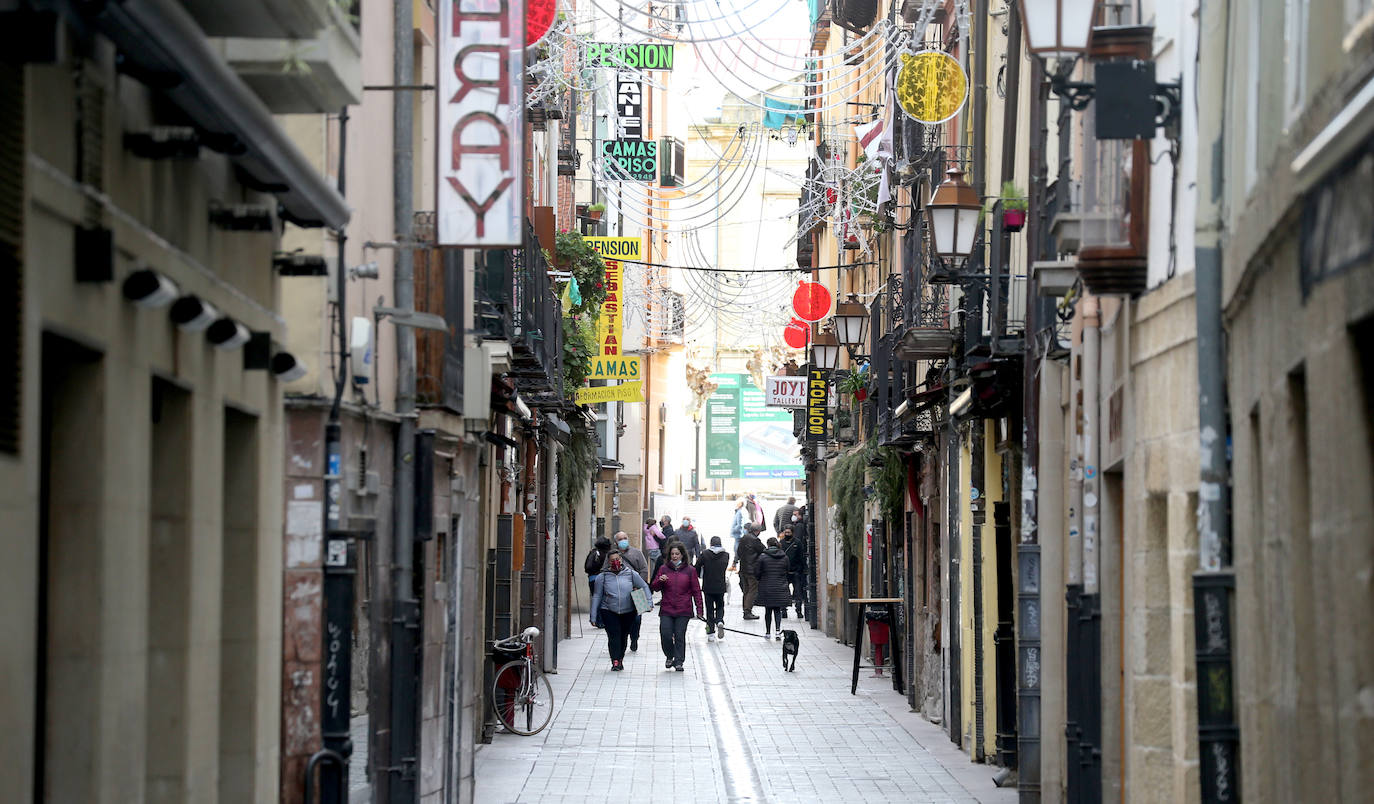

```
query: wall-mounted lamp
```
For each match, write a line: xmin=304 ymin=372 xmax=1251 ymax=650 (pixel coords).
xmin=375 ymin=304 xmax=449 ymax=333
xmin=271 ymin=351 xmax=308 ymax=382
xmin=928 ymin=168 xmax=982 ymax=264
xmin=169 ymin=294 xmax=218 ymax=332
xmin=811 ymin=329 xmax=841 ymax=372
xmin=832 ymin=294 xmax=870 ymax=359
xmin=207 ymin=317 xmax=251 ymax=350
xmin=121 ymin=268 xmax=178 ymax=309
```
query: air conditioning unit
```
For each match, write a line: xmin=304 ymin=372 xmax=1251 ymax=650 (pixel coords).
xmin=659 ymin=136 xmax=685 ymax=187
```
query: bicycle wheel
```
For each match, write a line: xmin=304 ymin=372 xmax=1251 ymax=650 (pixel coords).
xmin=491 ymin=660 xmax=555 ymax=735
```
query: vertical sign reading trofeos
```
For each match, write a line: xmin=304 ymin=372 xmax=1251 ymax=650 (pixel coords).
xmin=438 ymin=0 xmax=525 ymax=246
xmin=806 ymin=368 xmax=829 ymax=442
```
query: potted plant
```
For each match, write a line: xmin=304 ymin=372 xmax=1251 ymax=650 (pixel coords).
xmin=587 ymin=202 xmax=606 ymax=221
xmin=1001 ymin=181 xmax=1028 ymax=232
xmin=839 ymin=369 xmax=870 ymax=402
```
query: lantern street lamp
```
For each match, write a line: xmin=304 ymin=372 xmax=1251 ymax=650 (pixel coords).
xmin=811 ymin=329 xmax=841 ymax=372
xmin=927 ymin=168 xmax=983 ymax=265
xmin=1017 ymin=0 xmax=1097 ymax=61
xmin=832 ymin=294 xmax=870 ymax=360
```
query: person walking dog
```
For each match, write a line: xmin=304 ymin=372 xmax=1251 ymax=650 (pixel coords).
xmin=753 ymin=537 xmax=792 ymax=640
xmin=590 ymin=551 xmax=652 ymax=671
xmin=695 ymin=536 xmax=731 ymax=642
xmin=651 ymin=543 xmax=704 ymax=671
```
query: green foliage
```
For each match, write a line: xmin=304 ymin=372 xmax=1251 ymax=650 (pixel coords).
xmin=561 ymin=312 xmax=598 ymax=398
xmin=828 ymin=438 xmax=906 ymax=557
xmin=1001 ymin=180 xmax=1028 ymax=211
xmin=839 ymin=369 xmax=869 ymax=396
xmin=557 ymin=417 xmax=598 ymax=518
xmin=588 ymin=202 xmax=606 ymax=212
xmin=550 ymin=230 xmax=608 ymax=317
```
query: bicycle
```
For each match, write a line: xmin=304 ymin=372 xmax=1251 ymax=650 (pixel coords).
xmin=489 ymin=626 xmax=554 ymax=736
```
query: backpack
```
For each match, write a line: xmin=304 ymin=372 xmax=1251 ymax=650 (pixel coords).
xmin=584 ymin=548 xmax=605 ymax=575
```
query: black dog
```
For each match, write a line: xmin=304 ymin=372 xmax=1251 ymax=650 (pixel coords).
xmin=781 ymin=629 xmax=799 ymax=672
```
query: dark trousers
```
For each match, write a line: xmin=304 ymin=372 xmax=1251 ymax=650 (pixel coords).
xmin=790 ymin=574 xmax=807 ymax=612
xmin=601 ymin=609 xmax=637 ymax=662
xmin=704 ymin=593 xmax=725 ymax=632
xmin=630 ymin=613 xmax=642 ymax=644
xmin=659 ymin=614 xmax=690 ymax=665
xmin=764 ymin=606 xmax=784 ymax=633
xmin=740 ymin=572 xmax=758 ymax=613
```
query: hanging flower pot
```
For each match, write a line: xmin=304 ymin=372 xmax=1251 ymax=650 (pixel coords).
xmin=1002 ymin=209 xmax=1026 ymax=232
xmin=1000 ymin=181 xmax=1028 ymax=233
xmin=587 ymin=203 xmax=605 ymax=221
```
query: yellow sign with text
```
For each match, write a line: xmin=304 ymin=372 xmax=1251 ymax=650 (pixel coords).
xmin=588 ymin=356 xmax=642 ymax=381
xmin=583 ymin=237 xmax=641 ymax=357
xmin=574 ymin=381 xmax=644 ymax=405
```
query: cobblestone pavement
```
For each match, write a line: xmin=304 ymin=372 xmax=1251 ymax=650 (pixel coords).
xmin=474 ymin=609 xmax=1016 ymax=803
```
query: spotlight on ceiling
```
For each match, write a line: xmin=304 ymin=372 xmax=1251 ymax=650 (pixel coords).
xmin=207 ymin=317 xmax=250 ymax=350
xmin=121 ymin=268 xmax=179 ymax=309
xmin=169 ymin=294 xmax=219 ymax=332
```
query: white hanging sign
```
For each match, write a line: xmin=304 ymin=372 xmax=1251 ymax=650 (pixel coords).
xmin=438 ymin=0 xmax=526 ymax=246
xmin=765 ymin=375 xmax=808 ymax=408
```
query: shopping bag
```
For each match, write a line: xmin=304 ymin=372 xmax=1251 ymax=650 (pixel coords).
xmin=631 ymin=587 xmax=652 ymax=614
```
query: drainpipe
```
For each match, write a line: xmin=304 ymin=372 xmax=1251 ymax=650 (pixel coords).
xmin=1079 ymin=294 xmax=1103 ymax=803
xmin=1193 ymin=0 xmax=1240 ymax=800
xmin=389 ymin=0 xmax=419 ymax=800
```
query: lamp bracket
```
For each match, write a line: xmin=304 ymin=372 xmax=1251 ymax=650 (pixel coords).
xmin=1048 ymin=69 xmax=1183 ymax=141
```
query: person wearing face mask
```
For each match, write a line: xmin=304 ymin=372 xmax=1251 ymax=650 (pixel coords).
xmin=780 ymin=525 xmax=806 ymax=619
xmin=650 ymin=543 xmax=704 ymax=671
xmin=772 ymin=496 xmax=799 ymax=535
xmin=603 ymin=531 xmax=649 ymax=652
xmin=591 ymin=550 xmax=652 ymax=671
xmin=675 ymin=517 xmax=702 ymax=562
xmin=695 ymin=536 xmax=731 ymax=641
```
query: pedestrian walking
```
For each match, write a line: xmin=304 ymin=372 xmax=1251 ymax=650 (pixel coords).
xmin=753 ymin=537 xmax=792 ymax=640
xmin=650 ymin=543 xmax=704 ymax=671
xmin=652 ymin=536 xmax=684 ymax=577
xmin=605 ymin=531 xmax=650 ymax=652
xmin=780 ymin=526 xmax=806 ymax=619
xmin=695 ymin=536 xmax=731 ymax=642
xmin=729 ymin=498 xmax=747 ymax=552
xmin=745 ymin=493 xmax=766 ymax=531
xmin=732 ymin=524 xmax=765 ymax=619
xmin=772 ymin=496 xmax=798 ymax=535
xmin=644 ymin=518 xmax=666 ymax=565
xmin=676 ymin=517 xmax=702 ymax=562
xmin=590 ymin=551 xmax=652 ymax=671
xmin=659 ymin=515 xmax=676 ymax=543
xmin=584 ymin=534 xmax=613 ymax=614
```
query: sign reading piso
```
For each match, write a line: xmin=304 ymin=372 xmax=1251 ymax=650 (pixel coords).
xmin=575 ymin=381 xmax=644 ymax=405
xmin=805 ymin=368 xmax=829 ymax=442
xmin=437 ymin=0 xmax=525 ymax=246
xmin=601 ymin=139 xmax=657 ymax=181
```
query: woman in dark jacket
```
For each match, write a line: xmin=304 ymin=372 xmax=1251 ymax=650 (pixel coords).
xmin=695 ymin=536 xmax=731 ymax=641
xmin=650 ymin=543 xmax=704 ymax=671
xmin=590 ymin=551 xmax=653 ymax=670
xmin=752 ymin=538 xmax=792 ymax=640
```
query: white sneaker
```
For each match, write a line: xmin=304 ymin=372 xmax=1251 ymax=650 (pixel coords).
xmin=707 ymin=633 xmax=716 ymax=642
xmin=775 ymin=633 xmax=782 ymax=641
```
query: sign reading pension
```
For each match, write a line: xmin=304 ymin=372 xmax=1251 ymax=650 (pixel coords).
xmin=584 ymin=237 xmax=640 ymax=357
xmin=575 ymin=381 xmax=644 ymax=405
xmin=602 ymin=139 xmax=657 ymax=181
xmin=706 ymin=373 xmax=803 ymax=479
xmin=437 ymin=0 xmax=525 ymax=246
xmin=588 ymin=42 xmax=675 ymax=70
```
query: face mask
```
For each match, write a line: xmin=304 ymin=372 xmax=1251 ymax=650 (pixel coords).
xmin=617 ymin=539 xmax=630 ymax=550
xmin=793 ymin=515 xmax=801 ymax=522
xmin=671 ymin=559 xmax=682 ymax=568
xmin=610 ymin=561 xmax=623 ymax=572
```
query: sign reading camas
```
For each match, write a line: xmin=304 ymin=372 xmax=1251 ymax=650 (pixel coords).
xmin=437 ymin=0 xmax=525 ymax=246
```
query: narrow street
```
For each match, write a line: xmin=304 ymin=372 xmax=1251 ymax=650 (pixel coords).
xmin=475 ymin=612 xmax=1012 ymax=803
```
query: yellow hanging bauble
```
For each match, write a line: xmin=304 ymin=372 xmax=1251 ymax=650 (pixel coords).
xmin=895 ymin=50 xmax=969 ymax=125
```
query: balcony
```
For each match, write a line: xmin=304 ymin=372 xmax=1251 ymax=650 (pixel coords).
xmin=183 ymin=0 xmax=340 ymax=40
xmin=211 ymin=1 xmax=361 ymax=113
xmin=476 ymin=222 xmax=564 ymax=402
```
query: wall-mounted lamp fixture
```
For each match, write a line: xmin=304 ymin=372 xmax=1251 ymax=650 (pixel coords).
xmin=271 ymin=351 xmax=308 ymax=382
xmin=207 ymin=317 xmax=251 ymax=350
xmin=375 ymin=304 xmax=449 ymax=333
xmin=169 ymin=295 xmax=219 ymax=332
xmin=121 ymin=268 xmax=179 ymax=309
xmin=274 ymin=252 xmax=328 ymax=276
xmin=348 ymin=261 xmax=380 ymax=280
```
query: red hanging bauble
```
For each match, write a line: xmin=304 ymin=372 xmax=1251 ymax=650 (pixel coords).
xmin=792 ymin=280 xmax=832 ymax=322
xmin=527 ymin=0 xmax=557 ymax=46
xmin=783 ymin=319 xmax=811 ymax=349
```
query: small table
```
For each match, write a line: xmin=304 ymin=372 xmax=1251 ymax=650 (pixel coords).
xmin=848 ymin=598 xmax=904 ymax=695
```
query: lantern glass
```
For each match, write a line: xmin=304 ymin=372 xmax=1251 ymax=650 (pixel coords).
xmin=928 ymin=168 xmax=982 ymax=260
xmin=811 ymin=331 xmax=841 ymax=371
xmin=833 ymin=298 xmax=869 ymax=349
xmin=1020 ymin=0 xmax=1097 ymax=60
xmin=929 ymin=205 xmax=957 ymax=258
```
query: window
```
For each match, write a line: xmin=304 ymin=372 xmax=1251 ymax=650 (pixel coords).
xmin=1284 ymin=0 xmax=1309 ymax=127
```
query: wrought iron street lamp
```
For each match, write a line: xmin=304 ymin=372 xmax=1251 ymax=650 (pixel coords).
xmin=811 ymin=329 xmax=841 ymax=371
xmin=927 ymin=168 xmax=982 ymax=264
xmin=832 ymin=294 xmax=870 ymax=358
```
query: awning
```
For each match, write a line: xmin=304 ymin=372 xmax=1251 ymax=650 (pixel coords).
xmin=47 ymin=0 xmax=350 ymax=229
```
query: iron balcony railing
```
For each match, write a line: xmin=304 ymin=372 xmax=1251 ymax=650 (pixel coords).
xmin=476 ymin=221 xmax=564 ymax=399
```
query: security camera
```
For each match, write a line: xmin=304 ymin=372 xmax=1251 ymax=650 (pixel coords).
xmin=170 ymin=295 xmax=219 ymax=332
xmin=207 ymin=317 xmax=250 ymax=350
xmin=271 ymin=351 xmax=307 ymax=382
xmin=122 ymin=269 xmax=179 ymax=309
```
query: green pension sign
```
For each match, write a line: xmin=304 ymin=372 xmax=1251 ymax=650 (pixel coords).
xmin=588 ymin=42 xmax=675 ymax=70
xmin=602 ymin=139 xmax=657 ymax=181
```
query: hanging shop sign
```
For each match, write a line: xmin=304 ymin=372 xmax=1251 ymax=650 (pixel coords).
xmin=588 ymin=42 xmax=676 ymax=70
xmin=575 ymin=381 xmax=644 ymax=405
xmin=437 ymin=0 xmax=525 ymax=246
xmin=601 ymin=139 xmax=657 ymax=181
xmin=584 ymin=237 xmax=641 ymax=356
xmin=792 ymin=280 xmax=833 ymax=321
xmin=526 ymin=0 xmax=556 ymax=46
xmin=783 ymin=318 xmax=811 ymax=349
xmin=805 ymin=368 xmax=829 ymax=442
xmin=706 ymin=373 xmax=803 ymax=479
xmin=765 ymin=375 xmax=808 ymax=408
xmin=588 ymin=356 xmax=642 ymax=381
xmin=895 ymin=50 xmax=969 ymax=125
xmin=615 ymin=73 xmax=643 ymax=140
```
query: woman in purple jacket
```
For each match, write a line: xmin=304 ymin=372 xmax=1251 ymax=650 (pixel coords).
xmin=650 ymin=543 xmax=705 ymax=671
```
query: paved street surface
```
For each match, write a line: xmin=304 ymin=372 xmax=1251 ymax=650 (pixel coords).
xmin=475 ymin=610 xmax=1016 ymax=803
